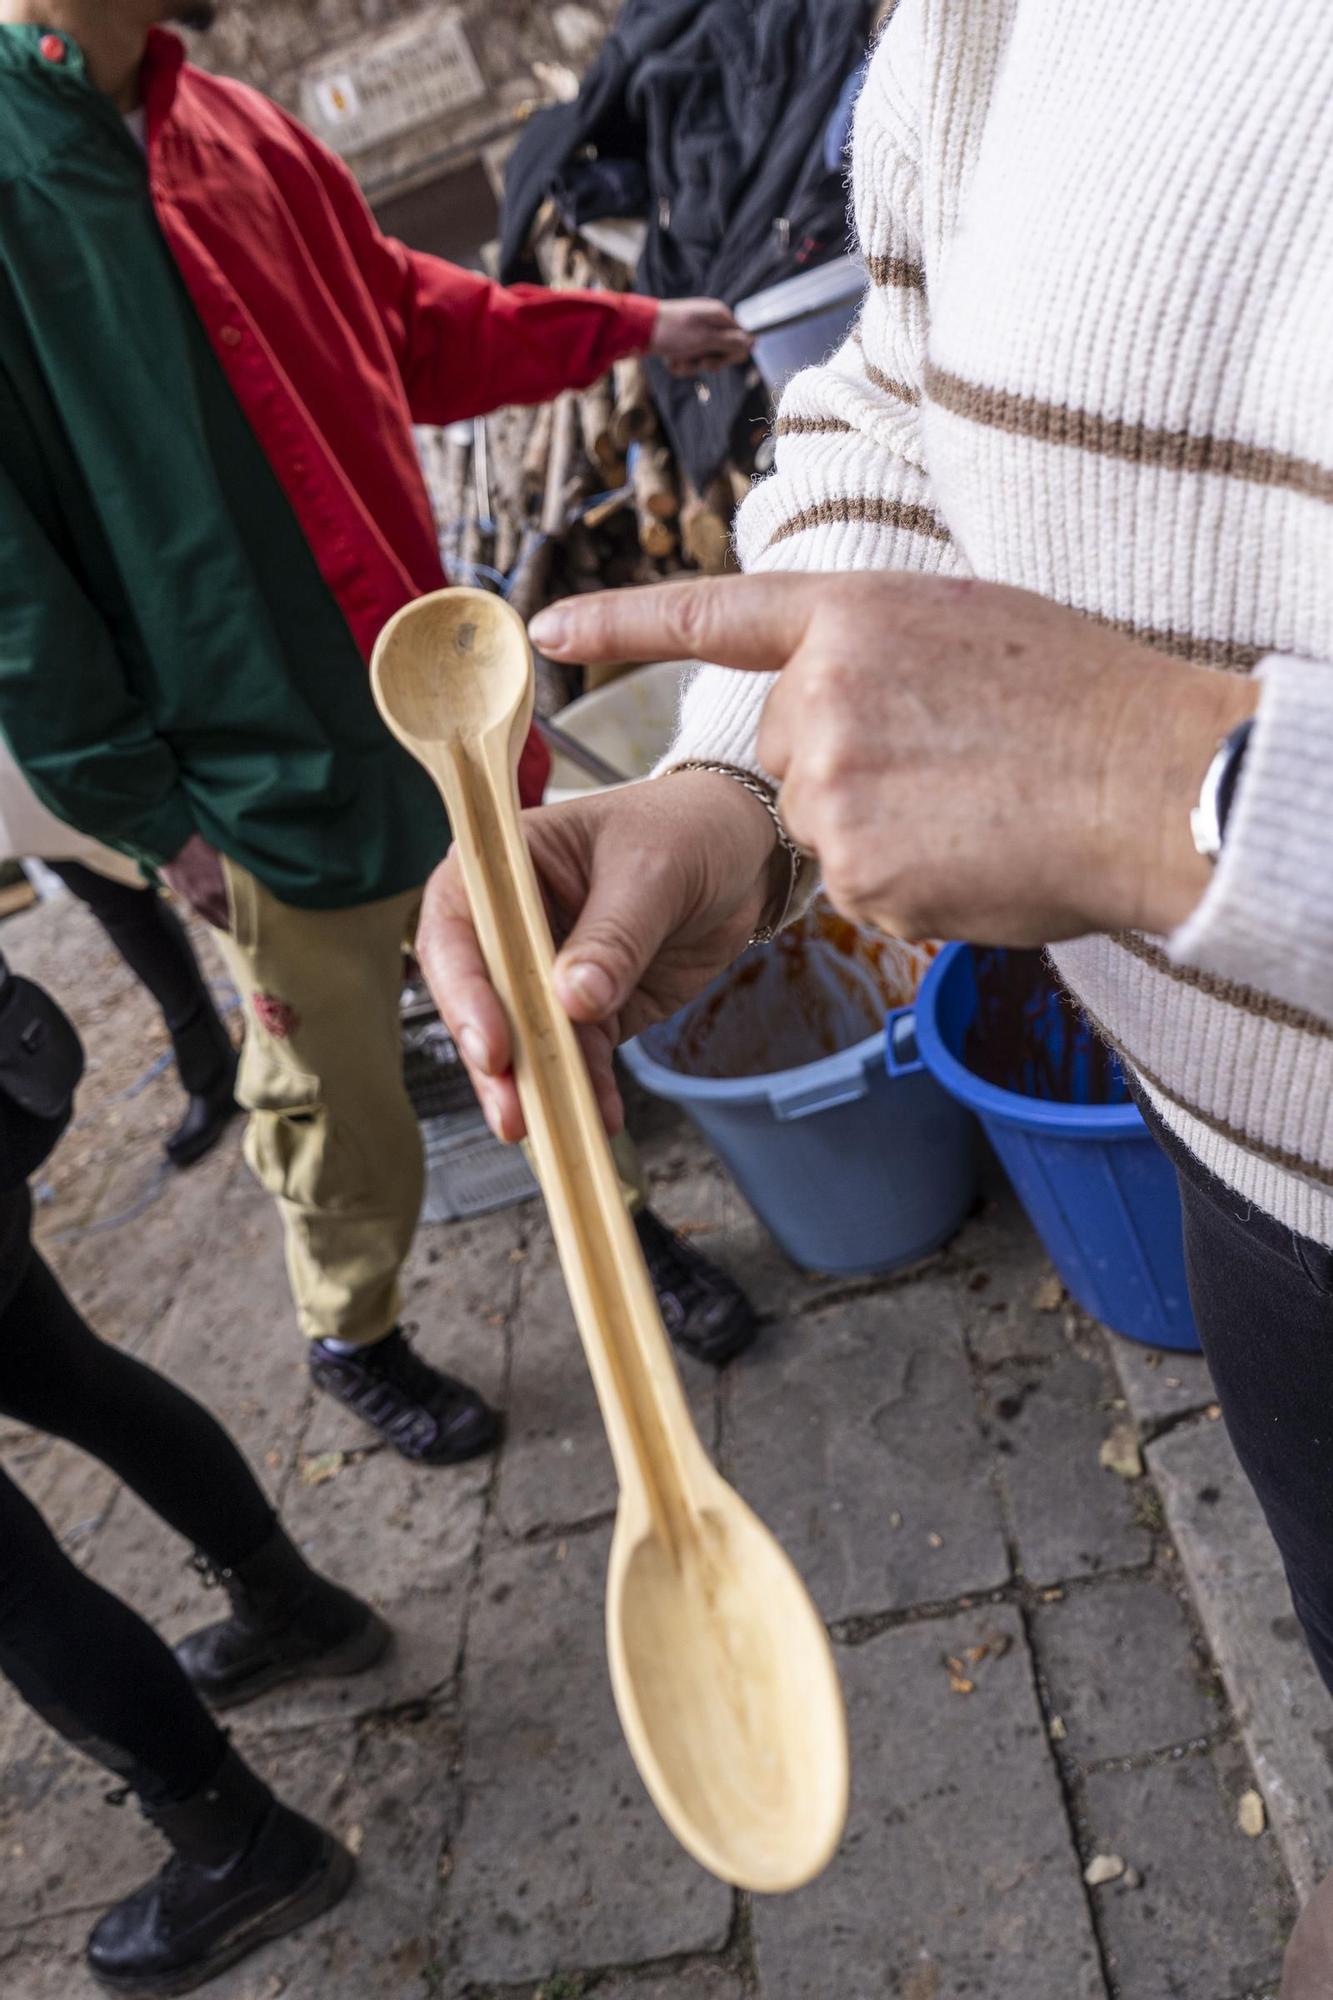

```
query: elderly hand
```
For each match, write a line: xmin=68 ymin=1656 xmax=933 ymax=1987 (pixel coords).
xmin=160 ymin=832 xmax=230 ymax=932
xmin=648 ymin=298 xmax=753 ymax=377
xmin=417 ymin=772 xmax=780 ymax=1143
xmin=529 ymin=572 xmax=1259 ymax=946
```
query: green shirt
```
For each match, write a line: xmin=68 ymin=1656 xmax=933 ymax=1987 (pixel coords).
xmin=0 ymin=26 xmax=448 ymax=907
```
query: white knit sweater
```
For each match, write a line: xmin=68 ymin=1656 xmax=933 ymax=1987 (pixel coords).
xmin=668 ymin=0 xmax=1333 ymax=1245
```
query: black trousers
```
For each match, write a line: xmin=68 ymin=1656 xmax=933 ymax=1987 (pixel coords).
xmin=0 ymin=1189 xmax=274 ymax=1804
xmin=1166 ymin=1126 xmax=1333 ymax=1696
xmin=47 ymin=863 xmax=230 ymax=1094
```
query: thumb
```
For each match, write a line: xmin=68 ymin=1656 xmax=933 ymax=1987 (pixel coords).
xmin=552 ymin=852 xmax=682 ymax=1024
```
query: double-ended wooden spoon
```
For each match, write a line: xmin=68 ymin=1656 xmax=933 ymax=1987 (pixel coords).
xmin=372 ymin=588 xmax=848 ymax=1894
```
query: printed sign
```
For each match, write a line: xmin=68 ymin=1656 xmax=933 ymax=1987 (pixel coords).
xmin=300 ymin=11 xmax=486 ymax=156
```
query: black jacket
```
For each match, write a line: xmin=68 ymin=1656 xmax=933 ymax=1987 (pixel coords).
xmin=501 ymin=0 xmax=873 ymax=488
xmin=0 ymin=951 xmax=83 ymax=1193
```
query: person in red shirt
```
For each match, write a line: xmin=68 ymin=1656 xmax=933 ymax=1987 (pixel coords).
xmin=0 ymin=0 xmax=758 ymax=1468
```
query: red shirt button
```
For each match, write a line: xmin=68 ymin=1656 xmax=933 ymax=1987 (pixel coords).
xmin=218 ymin=326 xmax=244 ymax=348
xmin=39 ymin=33 xmax=66 ymax=63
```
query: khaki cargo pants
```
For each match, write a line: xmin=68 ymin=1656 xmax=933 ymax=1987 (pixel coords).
xmin=212 ymin=861 xmax=645 ymax=1347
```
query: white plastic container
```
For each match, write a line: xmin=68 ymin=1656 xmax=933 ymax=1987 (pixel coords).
xmin=736 ymin=253 xmax=868 ymax=397
xmin=544 ymin=660 xmax=693 ymax=805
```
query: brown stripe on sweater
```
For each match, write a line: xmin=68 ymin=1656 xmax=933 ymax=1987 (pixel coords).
xmin=765 ymin=496 xmax=952 ymax=551
xmin=923 ymin=363 xmax=1333 ymax=508
xmin=863 ymin=359 xmax=921 ymax=405
xmin=1086 ymin=611 xmax=1264 ymax=673
xmin=1110 ymin=931 xmax=1333 ymax=1040
xmin=867 ymin=253 xmax=925 ymax=291
xmin=774 ymin=415 xmax=856 ymax=439
xmin=1077 ymin=998 xmax=1333 ymax=1189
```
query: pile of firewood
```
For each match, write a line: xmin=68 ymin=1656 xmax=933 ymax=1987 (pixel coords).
xmin=416 ymin=235 xmax=766 ymax=709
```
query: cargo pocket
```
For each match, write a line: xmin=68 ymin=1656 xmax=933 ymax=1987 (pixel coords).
xmin=242 ymin=1056 xmax=370 ymax=1215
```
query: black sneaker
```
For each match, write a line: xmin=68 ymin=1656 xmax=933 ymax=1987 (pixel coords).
xmin=307 ymin=1328 xmax=500 ymax=1465
xmin=634 ymin=1207 xmax=758 ymax=1367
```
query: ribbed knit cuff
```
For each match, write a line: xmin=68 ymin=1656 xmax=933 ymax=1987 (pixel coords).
xmin=1170 ymin=653 xmax=1333 ymax=1019
xmin=652 ymin=665 xmax=777 ymax=781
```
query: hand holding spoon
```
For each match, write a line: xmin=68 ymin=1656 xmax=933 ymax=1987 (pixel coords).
xmin=372 ymin=588 xmax=848 ymax=1893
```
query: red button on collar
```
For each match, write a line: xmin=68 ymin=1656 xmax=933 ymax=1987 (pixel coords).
xmin=38 ymin=32 xmax=66 ymax=63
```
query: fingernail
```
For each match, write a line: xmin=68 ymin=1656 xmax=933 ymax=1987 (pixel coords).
xmin=560 ymin=959 xmax=614 ymax=1013
xmin=458 ymin=1025 xmax=489 ymax=1073
xmin=529 ymin=607 xmax=570 ymax=653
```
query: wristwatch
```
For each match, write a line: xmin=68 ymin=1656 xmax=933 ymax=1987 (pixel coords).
xmin=1190 ymin=718 xmax=1254 ymax=864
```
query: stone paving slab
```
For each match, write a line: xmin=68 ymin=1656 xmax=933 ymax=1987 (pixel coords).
xmin=752 ymin=1606 xmax=1104 ymax=2000
xmin=497 ymin=1232 xmax=717 ymax=1540
xmin=724 ymin=1287 xmax=1010 ymax=1623
xmin=447 ymin=1526 xmax=732 ymax=1988
xmin=1150 ymin=1415 xmax=1333 ymax=1904
xmin=1110 ymin=1336 xmax=1216 ymax=1433
xmin=244 ymin=1443 xmax=488 ymax=1731
xmin=593 ymin=1968 xmax=747 ymax=2000
xmin=1032 ymin=1573 xmax=1219 ymax=1764
xmin=983 ymin=1341 xmax=1151 ymax=1587
xmin=1081 ymin=1743 xmax=1294 ymax=1998
xmin=0 ymin=1718 xmax=162 ymax=1928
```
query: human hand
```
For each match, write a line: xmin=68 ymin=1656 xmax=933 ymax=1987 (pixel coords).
xmin=648 ymin=298 xmax=753 ymax=377
xmin=527 ymin=574 xmax=1260 ymax=946
xmin=160 ymin=833 xmax=230 ymax=931
xmin=417 ymin=774 xmax=779 ymax=1142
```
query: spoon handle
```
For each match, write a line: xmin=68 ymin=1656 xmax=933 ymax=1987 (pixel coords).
xmin=439 ymin=719 xmax=705 ymax=1555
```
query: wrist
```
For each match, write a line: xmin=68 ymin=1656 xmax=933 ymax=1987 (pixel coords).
xmin=657 ymin=764 xmax=782 ymax=915
xmin=1099 ymin=659 xmax=1260 ymax=935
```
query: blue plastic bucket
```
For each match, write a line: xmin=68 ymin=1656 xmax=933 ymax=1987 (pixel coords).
xmin=902 ymin=944 xmax=1199 ymax=1352
xmin=621 ymin=915 xmax=977 ymax=1277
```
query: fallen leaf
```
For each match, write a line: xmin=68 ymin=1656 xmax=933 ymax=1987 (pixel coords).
xmin=344 ymin=1822 xmax=364 ymax=1855
xmin=1084 ymin=1853 xmax=1126 ymax=1888
xmin=948 ymin=1674 xmax=975 ymax=1696
xmin=299 ymin=1450 xmax=345 ymax=1488
xmin=1032 ymin=1273 xmax=1064 ymax=1312
xmin=1238 ymin=1789 xmax=1267 ymax=1838
xmin=1042 ymin=1587 xmax=1064 ymax=1603
xmin=1206 ymin=1403 xmax=1223 ymax=1421
xmin=927 ymin=1532 xmax=944 ymax=1549
xmin=1099 ymin=1424 xmax=1144 ymax=1481
xmin=1049 ymin=1716 xmax=1067 ymax=1742
xmin=889 ymin=1510 xmax=904 ymax=1530
xmin=1165 ymin=1376 xmax=1181 ymax=1389
xmin=966 ymin=1644 xmax=988 ymax=1666
xmin=1122 ymin=1866 xmax=1143 ymax=1889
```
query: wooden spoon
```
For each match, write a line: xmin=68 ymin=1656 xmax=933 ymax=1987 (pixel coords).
xmin=372 ymin=588 xmax=848 ymax=1894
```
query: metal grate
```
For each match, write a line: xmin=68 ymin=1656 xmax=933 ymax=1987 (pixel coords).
xmin=402 ymin=1017 xmax=538 ymax=1223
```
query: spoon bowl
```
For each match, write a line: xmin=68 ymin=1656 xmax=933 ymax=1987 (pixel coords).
xmin=373 ymin=588 xmax=849 ymax=1893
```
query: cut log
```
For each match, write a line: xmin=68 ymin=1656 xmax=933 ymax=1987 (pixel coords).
xmin=541 ymin=394 xmax=579 ymax=539
xmin=681 ymin=477 xmax=737 ymax=575
xmin=579 ymin=375 xmax=619 ymax=476
xmin=633 ymin=440 xmax=679 ymax=556
xmin=522 ymin=401 xmax=555 ymax=501
xmin=611 ymin=356 xmax=657 ymax=454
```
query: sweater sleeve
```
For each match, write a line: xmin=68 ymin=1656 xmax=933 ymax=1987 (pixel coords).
xmin=664 ymin=7 xmax=969 ymax=778
xmin=1168 ymin=653 xmax=1333 ymax=1022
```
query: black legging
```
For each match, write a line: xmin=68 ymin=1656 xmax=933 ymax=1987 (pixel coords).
xmin=46 ymin=863 xmax=228 ymax=1094
xmin=0 ymin=1189 xmax=274 ymax=1804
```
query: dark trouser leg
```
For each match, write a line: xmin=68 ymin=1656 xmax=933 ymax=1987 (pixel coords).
xmin=1178 ymin=1171 xmax=1333 ymax=1694
xmin=0 ymin=1189 xmax=273 ymax=1568
xmin=0 ymin=1463 xmax=226 ymax=1805
xmin=48 ymin=861 xmax=233 ymax=1094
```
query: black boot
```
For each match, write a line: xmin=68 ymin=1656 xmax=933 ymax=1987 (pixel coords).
xmin=634 ymin=1207 xmax=758 ymax=1367
xmin=175 ymin=1524 xmax=391 ymax=1712
xmin=86 ymin=1747 xmax=353 ymax=1996
xmin=164 ymin=1010 xmax=240 ymax=1171
xmin=308 ymin=1327 xmax=500 ymax=1465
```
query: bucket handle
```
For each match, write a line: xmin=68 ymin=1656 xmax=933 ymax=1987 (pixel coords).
xmin=884 ymin=1007 xmax=924 ymax=1080
xmin=768 ymin=1062 xmax=871 ymax=1123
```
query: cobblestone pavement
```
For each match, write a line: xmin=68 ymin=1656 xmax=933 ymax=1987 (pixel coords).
xmin=1 ymin=894 xmax=1329 ymax=2000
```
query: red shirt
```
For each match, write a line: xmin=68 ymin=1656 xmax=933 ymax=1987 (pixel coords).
xmin=138 ymin=30 xmax=659 ymax=806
